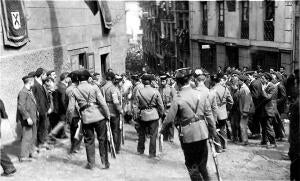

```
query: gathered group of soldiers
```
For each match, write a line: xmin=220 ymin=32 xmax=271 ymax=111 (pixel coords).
xmin=0 ymin=65 xmax=299 ymax=181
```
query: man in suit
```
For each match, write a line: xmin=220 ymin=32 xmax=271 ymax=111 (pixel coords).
xmin=210 ymin=73 xmax=234 ymax=150
xmin=160 ymin=68 xmax=215 ymax=181
xmin=102 ymin=72 xmax=123 ymax=154
xmin=238 ymin=75 xmax=253 ymax=145
xmin=248 ymin=72 xmax=263 ymax=138
xmin=49 ymin=72 xmax=70 ymax=139
xmin=17 ymin=75 xmax=38 ymax=162
xmin=135 ymin=74 xmax=164 ymax=158
xmin=260 ymin=73 xmax=277 ymax=148
xmin=32 ymin=68 xmax=50 ymax=149
xmin=0 ymin=99 xmax=17 ymax=176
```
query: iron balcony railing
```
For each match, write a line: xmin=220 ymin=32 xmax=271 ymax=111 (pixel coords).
xmin=202 ymin=20 xmax=208 ymax=35
xmin=264 ymin=20 xmax=274 ymax=41
xmin=218 ymin=21 xmax=224 ymax=37
xmin=241 ymin=21 xmax=249 ymax=39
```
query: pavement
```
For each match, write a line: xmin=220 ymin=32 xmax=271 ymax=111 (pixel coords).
xmin=1 ymin=123 xmax=290 ymax=181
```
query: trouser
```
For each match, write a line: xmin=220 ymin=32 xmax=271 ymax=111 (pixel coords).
xmin=181 ymin=139 xmax=209 ymax=181
xmin=69 ymin=117 xmax=83 ymax=153
xmin=1 ymin=148 xmax=16 ymax=174
xmin=217 ymin=119 xmax=227 ymax=149
xmin=291 ymin=157 xmax=300 ymax=181
xmin=82 ymin=120 xmax=109 ymax=166
xmin=20 ymin=123 xmax=37 ymax=158
xmin=249 ymin=110 xmax=261 ymax=135
xmin=137 ymin=119 xmax=159 ymax=156
xmin=110 ymin=116 xmax=121 ymax=152
xmin=273 ymin=113 xmax=285 ymax=139
xmin=261 ymin=116 xmax=276 ymax=144
xmin=240 ymin=115 xmax=249 ymax=143
xmin=163 ymin=122 xmax=174 ymax=140
xmin=230 ymin=112 xmax=240 ymax=142
xmin=37 ymin=113 xmax=49 ymax=146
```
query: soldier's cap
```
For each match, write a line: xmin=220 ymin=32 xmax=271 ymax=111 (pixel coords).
xmin=78 ymin=69 xmax=91 ymax=81
xmin=160 ymin=75 xmax=168 ymax=80
xmin=210 ymin=73 xmax=219 ymax=82
xmin=35 ymin=68 xmax=45 ymax=77
xmin=141 ymin=73 xmax=155 ymax=81
xmin=22 ymin=74 xmax=34 ymax=82
xmin=46 ymin=70 xmax=55 ymax=77
xmin=238 ymin=74 xmax=248 ymax=82
xmin=105 ymin=72 xmax=115 ymax=80
xmin=263 ymin=72 xmax=273 ymax=81
xmin=231 ymin=70 xmax=240 ymax=75
xmin=244 ymin=70 xmax=255 ymax=75
xmin=174 ymin=67 xmax=193 ymax=79
xmin=67 ymin=71 xmax=79 ymax=82
xmin=115 ymin=74 xmax=122 ymax=82
xmin=28 ymin=71 xmax=36 ymax=77
xmin=131 ymin=74 xmax=139 ymax=81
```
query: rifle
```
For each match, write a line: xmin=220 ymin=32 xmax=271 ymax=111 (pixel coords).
xmin=120 ymin=115 xmax=125 ymax=145
xmin=209 ymin=138 xmax=222 ymax=181
xmin=158 ymin=134 xmax=163 ymax=153
xmin=74 ymin=119 xmax=82 ymax=140
xmin=106 ymin=121 xmax=116 ymax=159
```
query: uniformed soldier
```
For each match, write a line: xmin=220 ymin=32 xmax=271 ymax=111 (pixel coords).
xmin=65 ymin=71 xmax=83 ymax=154
xmin=67 ymin=70 xmax=110 ymax=170
xmin=160 ymin=68 xmax=215 ymax=181
xmin=135 ymin=74 xmax=164 ymax=158
xmin=101 ymin=72 xmax=123 ymax=154
xmin=159 ymin=75 xmax=176 ymax=142
xmin=131 ymin=74 xmax=144 ymax=134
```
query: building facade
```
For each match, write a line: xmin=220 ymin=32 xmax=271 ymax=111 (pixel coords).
xmin=190 ymin=0 xmax=295 ymax=73
xmin=294 ymin=1 xmax=300 ymax=70
xmin=140 ymin=1 xmax=190 ymax=72
xmin=0 ymin=1 xmax=128 ymax=122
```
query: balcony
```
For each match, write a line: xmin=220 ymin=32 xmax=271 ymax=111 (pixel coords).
xmin=241 ymin=21 xmax=249 ymax=39
xmin=264 ymin=20 xmax=274 ymax=41
xmin=202 ymin=20 xmax=208 ymax=35
xmin=218 ymin=21 xmax=224 ymax=37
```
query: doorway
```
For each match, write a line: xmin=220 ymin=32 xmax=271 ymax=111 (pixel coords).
xmin=226 ymin=46 xmax=239 ymax=68
xmin=101 ymin=53 xmax=109 ymax=77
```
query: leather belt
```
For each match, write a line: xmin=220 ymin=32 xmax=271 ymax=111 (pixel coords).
xmin=79 ymin=103 xmax=98 ymax=112
xmin=181 ymin=115 xmax=205 ymax=127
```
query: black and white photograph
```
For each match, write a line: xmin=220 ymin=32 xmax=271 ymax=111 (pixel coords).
xmin=0 ymin=0 xmax=299 ymax=180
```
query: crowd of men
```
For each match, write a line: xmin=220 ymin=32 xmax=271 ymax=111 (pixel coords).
xmin=0 ymin=65 xmax=299 ymax=181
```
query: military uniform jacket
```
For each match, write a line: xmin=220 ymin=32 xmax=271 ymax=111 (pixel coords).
xmin=161 ymin=85 xmax=215 ymax=142
xmin=67 ymin=81 xmax=110 ymax=121
xmin=17 ymin=87 xmax=38 ymax=127
xmin=159 ymin=85 xmax=176 ymax=109
xmin=135 ymin=85 xmax=164 ymax=118
xmin=65 ymin=84 xmax=80 ymax=119
xmin=101 ymin=81 xmax=122 ymax=117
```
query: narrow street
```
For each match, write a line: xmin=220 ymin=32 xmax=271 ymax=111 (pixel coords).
xmin=1 ymin=123 xmax=290 ymax=181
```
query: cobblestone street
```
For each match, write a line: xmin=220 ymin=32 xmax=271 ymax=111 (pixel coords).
xmin=1 ymin=123 xmax=290 ymax=181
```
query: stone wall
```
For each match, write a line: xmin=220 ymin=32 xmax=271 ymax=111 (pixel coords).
xmin=0 ymin=0 xmax=128 ymax=125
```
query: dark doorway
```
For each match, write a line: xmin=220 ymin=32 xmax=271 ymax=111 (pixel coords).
xmin=200 ymin=44 xmax=216 ymax=73
xmin=252 ymin=50 xmax=281 ymax=71
xmin=101 ymin=53 xmax=108 ymax=77
xmin=226 ymin=46 xmax=239 ymax=68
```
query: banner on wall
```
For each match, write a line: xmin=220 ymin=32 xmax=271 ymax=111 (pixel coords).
xmin=0 ymin=0 xmax=29 ymax=47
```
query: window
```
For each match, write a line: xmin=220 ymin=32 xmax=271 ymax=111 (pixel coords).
xmin=70 ymin=52 xmax=95 ymax=73
xmin=241 ymin=1 xmax=249 ymax=39
xmin=218 ymin=1 xmax=225 ymax=37
xmin=202 ymin=2 xmax=208 ymax=35
xmin=264 ymin=0 xmax=275 ymax=41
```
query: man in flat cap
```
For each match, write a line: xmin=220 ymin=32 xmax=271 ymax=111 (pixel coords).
xmin=260 ymin=72 xmax=277 ymax=148
xmin=32 ymin=68 xmax=51 ymax=150
xmin=67 ymin=69 xmax=110 ymax=169
xmin=237 ymin=74 xmax=253 ymax=145
xmin=160 ymin=68 xmax=215 ymax=181
xmin=135 ymin=74 xmax=164 ymax=158
xmin=17 ymin=74 xmax=38 ymax=162
xmin=159 ymin=74 xmax=176 ymax=142
xmin=102 ymin=73 xmax=123 ymax=154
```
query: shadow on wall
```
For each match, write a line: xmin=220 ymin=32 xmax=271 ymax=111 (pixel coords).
xmin=46 ymin=0 xmax=64 ymax=75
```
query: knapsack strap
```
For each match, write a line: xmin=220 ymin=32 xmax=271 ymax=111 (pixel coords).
xmin=138 ymin=90 xmax=156 ymax=109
